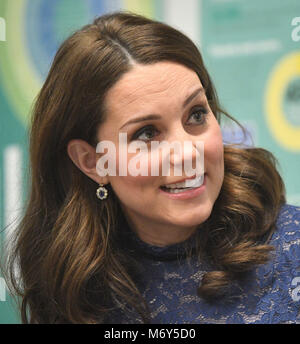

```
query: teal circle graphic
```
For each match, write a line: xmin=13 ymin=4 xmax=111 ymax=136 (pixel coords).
xmin=25 ymin=0 xmax=107 ymax=80
xmin=0 ymin=0 xmax=120 ymax=125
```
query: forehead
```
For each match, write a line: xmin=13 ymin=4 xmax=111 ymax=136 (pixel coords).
xmin=104 ymin=62 xmax=202 ymax=112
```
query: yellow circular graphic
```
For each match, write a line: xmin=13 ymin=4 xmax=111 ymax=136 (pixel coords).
xmin=265 ymin=52 xmax=300 ymax=151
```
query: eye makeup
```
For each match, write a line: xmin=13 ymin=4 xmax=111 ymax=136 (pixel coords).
xmin=130 ymin=103 xmax=209 ymax=142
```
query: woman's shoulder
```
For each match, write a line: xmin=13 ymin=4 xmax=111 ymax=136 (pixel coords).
xmin=277 ymin=203 xmax=300 ymax=221
xmin=252 ymin=204 xmax=300 ymax=323
xmin=270 ymin=203 xmax=300 ymax=267
xmin=273 ymin=203 xmax=300 ymax=241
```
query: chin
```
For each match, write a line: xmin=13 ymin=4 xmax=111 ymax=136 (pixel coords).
xmin=169 ymin=203 xmax=213 ymax=228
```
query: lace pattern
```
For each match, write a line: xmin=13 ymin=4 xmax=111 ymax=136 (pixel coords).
xmin=108 ymin=204 xmax=300 ymax=324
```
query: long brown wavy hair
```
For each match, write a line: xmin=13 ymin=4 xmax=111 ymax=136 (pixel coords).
xmin=1 ymin=11 xmax=285 ymax=323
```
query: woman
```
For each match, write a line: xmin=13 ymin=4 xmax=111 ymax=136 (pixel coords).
xmin=3 ymin=12 xmax=300 ymax=324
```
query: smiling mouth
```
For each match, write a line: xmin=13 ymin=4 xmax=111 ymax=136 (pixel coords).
xmin=160 ymin=174 xmax=205 ymax=193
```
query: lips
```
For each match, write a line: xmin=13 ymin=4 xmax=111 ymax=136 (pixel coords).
xmin=159 ymin=174 xmax=207 ymax=199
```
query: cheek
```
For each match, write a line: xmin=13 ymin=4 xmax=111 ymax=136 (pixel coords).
xmin=109 ymin=174 xmax=151 ymax=210
xmin=204 ymin=125 xmax=224 ymax=172
xmin=111 ymin=149 xmax=158 ymax=192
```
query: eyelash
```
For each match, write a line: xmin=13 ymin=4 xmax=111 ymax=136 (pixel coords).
xmin=131 ymin=106 xmax=209 ymax=142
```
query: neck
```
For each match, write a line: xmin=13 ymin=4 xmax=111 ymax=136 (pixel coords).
xmin=122 ymin=210 xmax=197 ymax=247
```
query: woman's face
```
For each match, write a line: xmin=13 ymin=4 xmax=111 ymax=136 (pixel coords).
xmin=97 ymin=61 xmax=224 ymax=245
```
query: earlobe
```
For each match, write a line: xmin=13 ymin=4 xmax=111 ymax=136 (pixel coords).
xmin=67 ymin=139 xmax=108 ymax=184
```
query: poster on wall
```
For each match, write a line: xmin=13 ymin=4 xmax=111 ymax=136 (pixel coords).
xmin=201 ymin=0 xmax=300 ymax=206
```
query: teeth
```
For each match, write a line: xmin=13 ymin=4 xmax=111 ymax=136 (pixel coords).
xmin=184 ymin=175 xmax=204 ymax=188
xmin=163 ymin=175 xmax=204 ymax=189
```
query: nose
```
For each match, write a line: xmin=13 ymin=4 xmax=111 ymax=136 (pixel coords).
xmin=167 ymin=128 xmax=204 ymax=178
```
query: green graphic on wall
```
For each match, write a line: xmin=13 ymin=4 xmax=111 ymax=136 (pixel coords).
xmin=201 ymin=0 xmax=300 ymax=205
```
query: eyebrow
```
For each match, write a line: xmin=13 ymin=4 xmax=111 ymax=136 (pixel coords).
xmin=119 ymin=87 xmax=205 ymax=130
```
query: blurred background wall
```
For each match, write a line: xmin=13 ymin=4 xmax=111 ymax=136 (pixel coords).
xmin=0 ymin=0 xmax=299 ymax=323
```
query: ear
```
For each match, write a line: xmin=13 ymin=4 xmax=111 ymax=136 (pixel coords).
xmin=67 ymin=139 xmax=109 ymax=185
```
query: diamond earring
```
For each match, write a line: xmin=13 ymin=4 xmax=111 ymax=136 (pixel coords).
xmin=96 ymin=183 xmax=108 ymax=200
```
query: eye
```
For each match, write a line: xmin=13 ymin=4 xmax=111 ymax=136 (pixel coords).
xmin=186 ymin=106 xmax=208 ymax=125
xmin=131 ymin=125 xmax=159 ymax=142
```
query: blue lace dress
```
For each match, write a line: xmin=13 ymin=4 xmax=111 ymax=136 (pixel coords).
xmin=108 ymin=204 xmax=300 ymax=324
